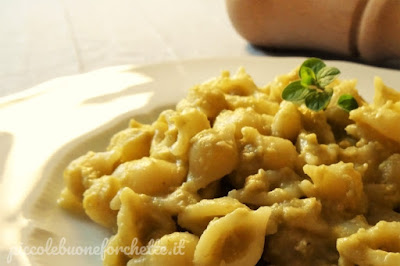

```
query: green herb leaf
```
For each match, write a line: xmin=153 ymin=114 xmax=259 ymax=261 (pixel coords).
xmin=282 ymin=81 xmax=311 ymax=102
xmin=305 ymin=91 xmax=332 ymax=111
xmin=281 ymin=58 xmax=355 ymax=112
xmin=299 ymin=66 xmax=316 ymax=86
xmin=337 ymin=94 xmax=359 ymax=112
xmin=317 ymin=66 xmax=341 ymax=87
xmin=300 ymin=58 xmax=326 ymax=76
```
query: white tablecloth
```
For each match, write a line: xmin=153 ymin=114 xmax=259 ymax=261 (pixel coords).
xmin=0 ymin=0 xmax=252 ymax=97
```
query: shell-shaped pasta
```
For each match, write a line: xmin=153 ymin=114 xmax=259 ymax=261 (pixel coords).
xmin=82 ymin=175 xmax=121 ymax=228
xmin=150 ymin=108 xmax=210 ymax=161
xmin=187 ymin=126 xmax=238 ymax=190
xmin=373 ymin=77 xmax=400 ymax=107
xmin=178 ymin=197 xmax=248 ymax=236
xmin=299 ymin=106 xmax=335 ymax=144
xmin=350 ymin=100 xmax=400 ymax=144
xmin=104 ymin=187 xmax=176 ymax=262
xmin=202 ymin=67 xmax=258 ymax=96
xmin=302 ymin=162 xmax=366 ymax=214
xmin=213 ymin=108 xmax=273 ymax=139
xmin=176 ymin=84 xmax=227 ymax=120
xmin=113 ymin=157 xmax=187 ymax=196
xmin=272 ymin=101 xmax=302 ymax=141
xmin=337 ymin=221 xmax=400 ymax=266
xmin=127 ymin=232 xmax=199 ymax=266
xmin=153 ymin=184 xmax=201 ymax=215
xmin=62 ymin=150 xmax=120 ymax=199
xmin=242 ymin=127 xmax=298 ymax=170
xmin=231 ymin=127 xmax=298 ymax=187
xmin=107 ymin=125 xmax=154 ymax=163
xmin=229 ymin=168 xmax=303 ymax=206
xmin=224 ymin=93 xmax=279 ymax=116
xmin=193 ymin=206 xmax=271 ymax=266
xmin=57 ymin=187 xmax=84 ymax=214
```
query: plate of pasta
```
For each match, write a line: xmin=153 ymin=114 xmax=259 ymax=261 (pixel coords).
xmin=1 ymin=57 xmax=400 ymax=266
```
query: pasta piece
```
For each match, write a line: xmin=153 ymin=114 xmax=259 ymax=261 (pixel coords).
xmin=350 ymin=101 xmax=400 ymax=144
xmin=337 ymin=221 xmax=400 ymax=266
xmin=82 ymin=175 xmax=121 ymax=228
xmin=302 ymin=162 xmax=366 ymax=215
xmin=107 ymin=125 xmax=154 ymax=163
xmin=272 ymin=101 xmax=302 ymax=141
xmin=112 ymin=157 xmax=187 ymax=196
xmin=230 ymin=126 xmax=299 ymax=188
xmin=127 ymin=232 xmax=199 ymax=266
xmin=364 ymin=154 xmax=400 ymax=215
xmin=150 ymin=108 xmax=210 ymax=162
xmin=339 ymin=140 xmax=389 ymax=183
xmin=229 ymin=168 xmax=304 ymax=206
xmin=152 ymin=184 xmax=201 ymax=215
xmin=57 ymin=187 xmax=84 ymax=214
xmin=263 ymin=198 xmax=336 ymax=266
xmin=193 ymin=206 xmax=271 ymax=266
xmin=178 ymin=197 xmax=248 ymax=236
xmin=186 ymin=126 xmax=238 ymax=190
xmin=176 ymin=84 xmax=227 ymax=120
xmin=224 ymin=93 xmax=279 ymax=116
xmin=373 ymin=77 xmax=400 ymax=107
xmin=104 ymin=188 xmax=176 ymax=263
xmin=296 ymin=132 xmax=340 ymax=166
xmin=299 ymin=106 xmax=335 ymax=144
xmin=62 ymin=150 xmax=120 ymax=199
xmin=209 ymin=67 xmax=258 ymax=96
xmin=213 ymin=107 xmax=273 ymax=139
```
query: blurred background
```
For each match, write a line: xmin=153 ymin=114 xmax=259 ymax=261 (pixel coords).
xmin=1 ymin=0 xmax=399 ymax=98
xmin=0 ymin=0 xmax=250 ymax=97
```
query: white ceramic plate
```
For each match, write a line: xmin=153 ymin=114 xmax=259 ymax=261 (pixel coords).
xmin=1 ymin=57 xmax=399 ymax=266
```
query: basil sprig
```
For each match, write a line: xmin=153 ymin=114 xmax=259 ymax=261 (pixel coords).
xmin=282 ymin=58 xmax=358 ymax=112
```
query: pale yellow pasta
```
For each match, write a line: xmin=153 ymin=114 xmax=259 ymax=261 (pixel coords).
xmin=271 ymin=101 xmax=302 ymax=141
xmin=228 ymin=168 xmax=303 ymax=206
xmin=193 ymin=207 xmax=271 ymax=266
xmin=150 ymin=108 xmax=210 ymax=161
xmin=186 ymin=126 xmax=238 ymax=190
xmin=337 ymin=221 xmax=400 ymax=266
xmin=302 ymin=162 xmax=366 ymax=214
xmin=297 ymin=132 xmax=340 ymax=166
xmin=213 ymin=107 xmax=273 ymax=139
xmin=83 ymin=175 xmax=121 ymax=228
xmin=59 ymin=65 xmax=400 ymax=266
xmin=177 ymin=197 xmax=247 ymax=236
xmin=113 ymin=157 xmax=186 ymax=196
xmin=104 ymin=187 xmax=176 ymax=264
xmin=107 ymin=124 xmax=154 ymax=163
xmin=127 ymin=232 xmax=199 ymax=266
xmin=373 ymin=76 xmax=400 ymax=106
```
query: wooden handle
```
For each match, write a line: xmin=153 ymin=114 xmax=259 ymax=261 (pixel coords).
xmin=226 ymin=0 xmax=399 ymax=63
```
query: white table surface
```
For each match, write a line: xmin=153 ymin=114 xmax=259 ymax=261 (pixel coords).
xmin=2 ymin=0 xmax=399 ymax=98
xmin=0 ymin=0 xmax=253 ymax=97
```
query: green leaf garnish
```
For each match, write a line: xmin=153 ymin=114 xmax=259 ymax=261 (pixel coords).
xmin=316 ymin=66 xmax=341 ymax=87
xmin=299 ymin=66 xmax=316 ymax=86
xmin=300 ymin=58 xmax=326 ymax=76
xmin=281 ymin=58 xmax=358 ymax=112
xmin=305 ymin=90 xmax=332 ymax=111
xmin=337 ymin=94 xmax=359 ymax=112
xmin=281 ymin=81 xmax=311 ymax=102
